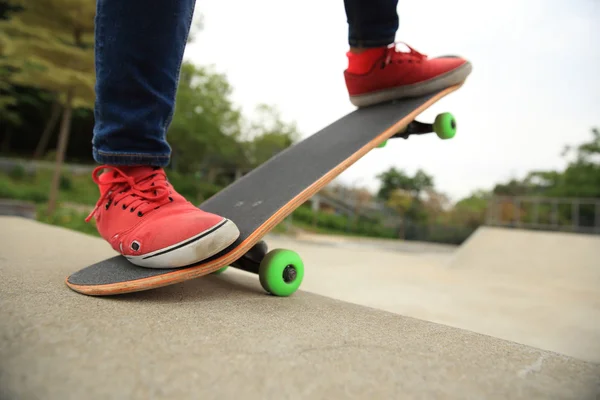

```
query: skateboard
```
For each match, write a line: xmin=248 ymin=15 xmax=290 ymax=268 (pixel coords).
xmin=65 ymin=83 xmax=464 ymax=297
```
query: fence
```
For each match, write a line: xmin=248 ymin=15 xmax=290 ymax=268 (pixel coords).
xmin=485 ymin=195 xmax=600 ymax=235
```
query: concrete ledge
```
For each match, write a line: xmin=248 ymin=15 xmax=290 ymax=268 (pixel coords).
xmin=1 ymin=217 xmax=599 ymax=399
xmin=0 ymin=199 xmax=37 ymax=219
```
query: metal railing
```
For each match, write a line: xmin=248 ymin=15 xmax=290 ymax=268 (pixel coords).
xmin=485 ymin=195 xmax=600 ymax=234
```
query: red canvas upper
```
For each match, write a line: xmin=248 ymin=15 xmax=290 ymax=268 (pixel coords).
xmin=86 ymin=165 xmax=225 ymax=257
xmin=344 ymin=42 xmax=469 ymax=96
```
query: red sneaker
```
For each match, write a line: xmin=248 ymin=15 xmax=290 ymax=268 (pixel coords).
xmin=85 ymin=165 xmax=240 ymax=268
xmin=344 ymin=42 xmax=472 ymax=107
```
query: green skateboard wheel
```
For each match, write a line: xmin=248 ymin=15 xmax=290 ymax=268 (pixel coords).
xmin=433 ymin=112 xmax=456 ymax=139
xmin=259 ymin=249 xmax=304 ymax=296
xmin=212 ymin=265 xmax=229 ymax=274
xmin=377 ymin=140 xmax=388 ymax=148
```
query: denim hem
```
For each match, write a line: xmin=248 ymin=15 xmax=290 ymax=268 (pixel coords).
xmin=93 ymin=148 xmax=170 ymax=167
xmin=348 ymin=37 xmax=395 ymax=48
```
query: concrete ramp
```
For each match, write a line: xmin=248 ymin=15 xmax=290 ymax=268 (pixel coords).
xmin=451 ymin=227 xmax=600 ymax=296
xmin=427 ymin=226 xmax=600 ymax=361
xmin=448 ymin=226 xmax=600 ymax=289
xmin=1 ymin=217 xmax=600 ymax=399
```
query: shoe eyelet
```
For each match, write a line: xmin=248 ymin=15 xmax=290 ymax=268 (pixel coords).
xmin=137 ymin=211 xmax=143 ymax=217
xmin=122 ymin=204 xmax=127 ymax=210
xmin=169 ymin=197 xmax=173 ymax=202
xmin=130 ymin=207 xmax=134 ymax=212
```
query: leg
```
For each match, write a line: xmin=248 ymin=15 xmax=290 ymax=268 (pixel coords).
xmin=86 ymin=0 xmax=239 ymax=268
xmin=342 ymin=0 xmax=473 ymax=107
xmin=92 ymin=0 xmax=192 ymax=165
xmin=344 ymin=0 xmax=399 ymax=50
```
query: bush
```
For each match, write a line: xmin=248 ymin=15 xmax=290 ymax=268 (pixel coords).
xmin=196 ymin=181 xmax=223 ymax=202
xmin=316 ymin=212 xmax=349 ymax=231
xmin=37 ymin=206 xmax=100 ymax=237
xmin=0 ymin=175 xmax=49 ymax=203
xmin=59 ymin=174 xmax=73 ymax=191
xmin=288 ymin=204 xmax=397 ymax=238
xmin=402 ymin=222 xmax=475 ymax=245
xmin=8 ymin=165 xmax=26 ymax=181
xmin=165 ymin=171 xmax=224 ymax=203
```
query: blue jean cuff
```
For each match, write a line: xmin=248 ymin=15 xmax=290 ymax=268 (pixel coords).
xmin=348 ymin=36 xmax=395 ymax=48
xmin=93 ymin=148 xmax=171 ymax=167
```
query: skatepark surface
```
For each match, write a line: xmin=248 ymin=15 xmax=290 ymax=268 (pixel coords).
xmin=1 ymin=216 xmax=599 ymax=399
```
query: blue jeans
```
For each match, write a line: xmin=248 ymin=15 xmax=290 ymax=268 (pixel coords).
xmin=92 ymin=0 xmax=399 ymax=166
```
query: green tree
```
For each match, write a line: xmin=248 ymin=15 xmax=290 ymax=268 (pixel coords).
xmin=0 ymin=0 xmax=95 ymax=214
xmin=493 ymin=127 xmax=600 ymax=199
xmin=489 ymin=127 xmax=599 ymax=228
xmin=168 ymin=66 xmax=300 ymax=184
xmin=376 ymin=167 xmax=434 ymax=200
xmin=0 ymin=74 xmax=22 ymax=153
xmin=243 ymin=104 xmax=300 ymax=167
xmin=0 ymin=85 xmax=54 ymax=154
xmin=375 ymin=167 xmax=435 ymax=226
xmin=451 ymin=189 xmax=490 ymax=228
xmin=551 ymin=127 xmax=600 ymax=198
xmin=0 ymin=1 xmax=24 ymax=148
xmin=167 ymin=62 xmax=246 ymax=178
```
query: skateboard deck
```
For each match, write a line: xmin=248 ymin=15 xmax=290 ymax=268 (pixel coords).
xmin=66 ymin=83 xmax=464 ymax=297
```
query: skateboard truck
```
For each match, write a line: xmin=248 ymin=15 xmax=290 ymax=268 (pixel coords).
xmin=378 ymin=112 xmax=457 ymax=147
xmin=211 ymin=240 xmax=305 ymax=297
xmin=230 ymin=240 xmax=268 ymax=274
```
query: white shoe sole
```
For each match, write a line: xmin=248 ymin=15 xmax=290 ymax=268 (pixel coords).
xmin=124 ymin=218 xmax=240 ymax=269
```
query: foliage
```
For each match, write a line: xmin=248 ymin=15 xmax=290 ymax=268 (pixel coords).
xmin=0 ymin=166 xmax=96 ymax=204
xmin=242 ymin=104 xmax=300 ymax=167
xmin=36 ymin=204 xmax=100 ymax=237
xmin=166 ymin=62 xmax=300 ymax=184
xmin=0 ymin=0 xmax=95 ymax=109
xmin=290 ymin=204 xmax=396 ymax=238
xmin=493 ymin=128 xmax=600 ymax=198
xmin=449 ymin=190 xmax=490 ymax=228
xmin=490 ymin=128 xmax=600 ymax=228
xmin=369 ymin=126 xmax=600 ymax=243
xmin=376 ymin=167 xmax=435 ymax=227
xmin=376 ymin=167 xmax=434 ymax=200
xmin=168 ymin=62 xmax=245 ymax=175
xmin=0 ymin=173 xmax=49 ymax=203
xmin=0 ymin=0 xmax=96 ymax=214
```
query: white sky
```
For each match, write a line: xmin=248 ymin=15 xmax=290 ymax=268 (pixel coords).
xmin=184 ymin=0 xmax=600 ymax=202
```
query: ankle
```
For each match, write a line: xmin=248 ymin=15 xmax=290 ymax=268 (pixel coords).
xmin=346 ymin=46 xmax=386 ymax=74
xmin=349 ymin=47 xmax=368 ymax=54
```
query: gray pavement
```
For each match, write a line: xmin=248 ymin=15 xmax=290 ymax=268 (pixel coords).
xmin=275 ymin=227 xmax=600 ymax=364
xmin=1 ymin=216 xmax=599 ymax=399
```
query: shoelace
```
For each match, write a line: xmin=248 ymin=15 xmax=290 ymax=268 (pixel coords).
xmin=85 ymin=166 xmax=172 ymax=222
xmin=383 ymin=42 xmax=427 ymax=66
